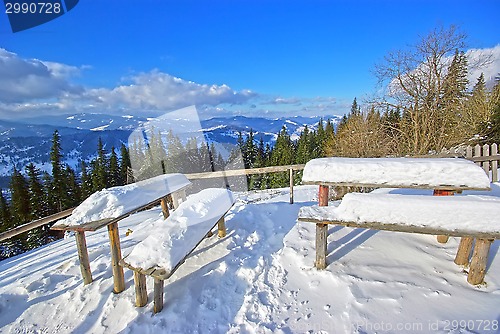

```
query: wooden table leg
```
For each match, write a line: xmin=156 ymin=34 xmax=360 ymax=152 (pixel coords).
xmin=134 ymin=271 xmax=147 ymax=307
xmin=454 ymin=236 xmax=474 ymax=265
xmin=467 ymin=238 xmax=493 ymax=285
xmin=160 ymin=196 xmax=170 ymax=219
xmin=315 ymin=223 xmax=328 ymax=269
xmin=153 ymin=278 xmax=164 ymax=313
xmin=433 ymin=189 xmax=454 ymax=243
xmin=75 ymin=231 xmax=93 ymax=285
xmin=315 ymin=185 xmax=329 ymax=269
xmin=217 ymin=216 xmax=226 ymax=238
xmin=108 ymin=222 xmax=125 ymax=293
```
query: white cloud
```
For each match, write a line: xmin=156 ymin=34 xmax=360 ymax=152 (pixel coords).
xmin=84 ymin=70 xmax=256 ymax=111
xmin=0 ymin=48 xmax=83 ymax=103
xmin=467 ymin=45 xmax=500 ymax=88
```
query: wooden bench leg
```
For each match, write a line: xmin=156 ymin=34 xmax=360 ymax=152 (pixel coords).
xmin=217 ymin=216 xmax=226 ymax=238
xmin=467 ymin=238 xmax=493 ymax=285
xmin=153 ymin=278 xmax=164 ymax=313
xmin=160 ymin=196 xmax=170 ymax=219
xmin=75 ymin=231 xmax=93 ymax=285
xmin=454 ymin=236 xmax=474 ymax=265
xmin=134 ymin=271 xmax=148 ymax=307
xmin=315 ymin=223 xmax=328 ymax=269
xmin=108 ymin=222 xmax=125 ymax=293
xmin=433 ymin=189 xmax=453 ymax=244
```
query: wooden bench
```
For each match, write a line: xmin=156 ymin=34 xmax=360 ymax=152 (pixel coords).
xmin=299 ymin=157 xmax=492 ymax=281
xmin=298 ymin=193 xmax=500 ymax=284
xmin=51 ymin=173 xmax=191 ymax=292
xmin=119 ymin=188 xmax=235 ymax=313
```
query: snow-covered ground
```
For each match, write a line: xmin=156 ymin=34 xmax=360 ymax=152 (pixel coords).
xmin=1 ymin=185 xmax=500 ymax=333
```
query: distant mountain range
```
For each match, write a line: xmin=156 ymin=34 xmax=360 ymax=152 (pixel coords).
xmin=0 ymin=113 xmax=340 ymax=188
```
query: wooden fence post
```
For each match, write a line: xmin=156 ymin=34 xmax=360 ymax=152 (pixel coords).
xmin=474 ymin=144 xmax=482 ymax=167
xmin=492 ymin=144 xmax=498 ymax=182
xmin=75 ymin=231 xmax=93 ymax=285
xmin=108 ymin=222 xmax=125 ymax=293
xmin=289 ymin=168 xmax=294 ymax=204
xmin=160 ymin=196 xmax=170 ymax=219
xmin=483 ymin=144 xmax=490 ymax=177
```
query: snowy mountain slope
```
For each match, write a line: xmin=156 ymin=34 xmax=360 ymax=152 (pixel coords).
xmin=0 ymin=185 xmax=499 ymax=333
xmin=0 ymin=114 xmax=340 ymax=187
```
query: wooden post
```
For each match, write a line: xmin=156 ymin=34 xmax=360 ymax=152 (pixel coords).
xmin=75 ymin=231 xmax=93 ymax=285
xmin=483 ymin=144 xmax=490 ymax=177
xmin=315 ymin=185 xmax=329 ymax=269
xmin=467 ymin=238 xmax=493 ymax=285
xmin=153 ymin=278 xmax=164 ymax=313
xmin=217 ymin=216 xmax=226 ymax=238
xmin=454 ymin=236 xmax=474 ymax=265
xmin=133 ymin=271 xmax=148 ymax=307
xmin=289 ymin=168 xmax=294 ymax=204
xmin=491 ymin=144 xmax=498 ymax=182
xmin=108 ymin=222 xmax=125 ymax=293
xmin=433 ymin=189 xmax=453 ymax=243
xmin=318 ymin=185 xmax=329 ymax=207
xmin=160 ymin=196 xmax=170 ymax=219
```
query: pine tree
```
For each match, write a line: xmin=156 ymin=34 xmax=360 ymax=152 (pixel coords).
xmin=109 ymin=147 xmax=120 ymax=187
xmin=9 ymin=168 xmax=30 ymax=225
xmin=119 ymin=144 xmax=132 ymax=185
xmin=25 ymin=163 xmax=48 ymax=220
xmin=92 ymin=137 xmax=108 ymax=191
xmin=49 ymin=130 xmax=65 ymax=212
xmin=0 ymin=189 xmax=12 ymax=231
xmin=80 ymin=161 xmax=93 ymax=199
xmin=25 ymin=163 xmax=50 ymax=249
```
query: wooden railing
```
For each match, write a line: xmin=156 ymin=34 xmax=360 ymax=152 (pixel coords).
xmin=2 ymin=143 xmax=500 ymax=244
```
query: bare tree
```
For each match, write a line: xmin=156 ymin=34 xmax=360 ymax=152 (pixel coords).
xmin=374 ymin=25 xmax=469 ymax=154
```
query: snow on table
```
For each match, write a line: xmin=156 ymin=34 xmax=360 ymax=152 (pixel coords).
xmin=301 ymin=157 xmax=491 ymax=189
xmin=53 ymin=173 xmax=191 ymax=229
xmin=124 ymin=188 xmax=235 ymax=275
xmin=299 ymin=193 xmax=500 ymax=237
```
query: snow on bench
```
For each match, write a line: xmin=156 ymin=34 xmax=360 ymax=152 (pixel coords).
xmin=301 ymin=157 xmax=491 ymax=190
xmin=50 ymin=173 xmax=191 ymax=290
xmin=120 ymin=188 xmax=235 ymax=313
xmin=52 ymin=173 xmax=191 ymax=231
xmin=298 ymin=193 xmax=500 ymax=284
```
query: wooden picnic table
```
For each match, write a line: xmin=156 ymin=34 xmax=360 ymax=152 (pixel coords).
xmin=51 ymin=173 xmax=191 ymax=292
xmin=299 ymin=157 xmax=492 ymax=274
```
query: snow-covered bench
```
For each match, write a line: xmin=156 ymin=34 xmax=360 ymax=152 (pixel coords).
xmin=51 ymin=173 xmax=191 ymax=292
xmin=298 ymin=193 xmax=500 ymax=284
xmin=299 ymin=157 xmax=492 ymax=281
xmin=119 ymin=188 xmax=235 ymax=313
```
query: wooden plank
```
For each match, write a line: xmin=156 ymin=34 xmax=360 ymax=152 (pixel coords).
xmin=301 ymin=181 xmax=489 ymax=191
xmin=153 ymin=278 xmax=164 ymax=313
xmin=467 ymin=238 xmax=493 ymax=285
xmin=492 ymin=144 xmax=498 ymax=182
xmin=185 ymin=164 xmax=306 ymax=180
xmin=108 ymin=222 xmax=125 ymax=293
xmin=133 ymin=271 xmax=147 ymax=307
xmin=483 ymin=144 xmax=491 ymax=176
xmin=0 ymin=208 xmax=74 ymax=241
xmin=454 ymin=237 xmax=474 ymax=265
xmin=75 ymin=231 xmax=93 ymax=285
xmin=297 ymin=216 xmax=500 ymax=240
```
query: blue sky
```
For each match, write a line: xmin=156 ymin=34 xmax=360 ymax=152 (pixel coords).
xmin=0 ymin=0 xmax=499 ymax=120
